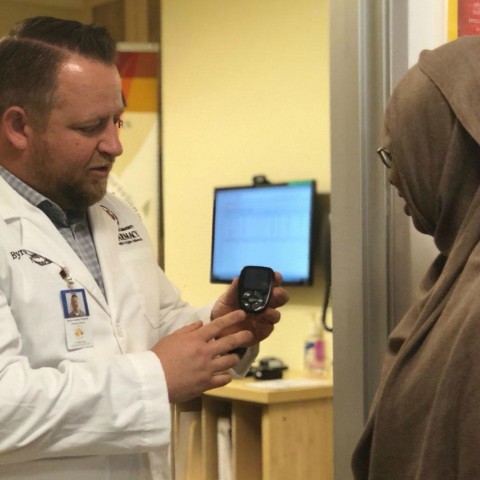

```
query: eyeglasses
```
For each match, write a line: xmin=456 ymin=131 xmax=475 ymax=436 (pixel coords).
xmin=377 ymin=147 xmax=392 ymax=169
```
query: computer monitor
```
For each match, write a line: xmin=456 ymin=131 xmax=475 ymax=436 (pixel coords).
xmin=210 ymin=180 xmax=316 ymax=285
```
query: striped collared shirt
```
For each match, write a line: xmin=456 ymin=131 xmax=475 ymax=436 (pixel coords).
xmin=0 ymin=166 xmax=105 ymax=295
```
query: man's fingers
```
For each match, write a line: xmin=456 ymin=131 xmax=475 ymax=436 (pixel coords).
xmin=266 ymin=286 xmax=289 ymax=309
xmin=209 ymin=330 xmax=253 ymax=357
xmin=208 ymin=372 xmax=233 ymax=390
xmin=199 ymin=310 xmax=247 ymax=341
xmin=173 ymin=320 xmax=204 ymax=335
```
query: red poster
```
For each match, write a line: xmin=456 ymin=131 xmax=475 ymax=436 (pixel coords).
xmin=458 ymin=0 xmax=480 ymax=36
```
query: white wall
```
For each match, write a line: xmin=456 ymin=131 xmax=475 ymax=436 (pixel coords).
xmin=408 ymin=0 xmax=449 ymax=65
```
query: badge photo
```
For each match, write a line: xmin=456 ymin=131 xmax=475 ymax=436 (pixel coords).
xmin=61 ymin=289 xmax=89 ymax=319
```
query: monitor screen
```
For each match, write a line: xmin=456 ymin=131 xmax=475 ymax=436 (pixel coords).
xmin=210 ymin=180 xmax=316 ymax=285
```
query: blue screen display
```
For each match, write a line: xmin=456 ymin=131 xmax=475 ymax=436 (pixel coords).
xmin=210 ymin=181 xmax=315 ymax=285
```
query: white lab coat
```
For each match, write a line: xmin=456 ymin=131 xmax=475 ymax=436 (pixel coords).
xmin=0 ymin=176 xmax=256 ymax=480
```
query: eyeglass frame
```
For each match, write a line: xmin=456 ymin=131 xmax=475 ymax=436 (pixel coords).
xmin=377 ymin=147 xmax=392 ymax=169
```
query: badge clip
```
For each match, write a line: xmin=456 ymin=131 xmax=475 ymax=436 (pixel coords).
xmin=59 ymin=267 xmax=75 ymax=288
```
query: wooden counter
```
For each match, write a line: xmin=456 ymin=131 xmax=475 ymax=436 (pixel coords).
xmin=200 ymin=371 xmax=333 ymax=480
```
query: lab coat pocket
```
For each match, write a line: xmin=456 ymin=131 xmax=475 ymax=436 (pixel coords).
xmin=119 ymin=247 xmax=161 ymax=329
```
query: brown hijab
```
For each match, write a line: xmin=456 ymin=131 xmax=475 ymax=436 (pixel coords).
xmin=352 ymin=36 xmax=480 ymax=479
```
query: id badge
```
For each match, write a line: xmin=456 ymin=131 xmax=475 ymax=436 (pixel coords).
xmin=60 ymin=289 xmax=94 ymax=350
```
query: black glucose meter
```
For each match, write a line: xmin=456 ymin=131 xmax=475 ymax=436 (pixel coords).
xmin=237 ymin=266 xmax=274 ymax=314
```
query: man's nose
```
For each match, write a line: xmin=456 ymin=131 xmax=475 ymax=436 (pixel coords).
xmin=99 ymin=121 xmax=123 ymax=157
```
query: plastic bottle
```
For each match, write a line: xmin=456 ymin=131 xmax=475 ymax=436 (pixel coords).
xmin=304 ymin=317 xmax=326 ymax=374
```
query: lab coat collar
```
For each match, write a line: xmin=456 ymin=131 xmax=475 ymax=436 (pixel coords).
xmin=0 ymin=176 xmax=110 ymax=313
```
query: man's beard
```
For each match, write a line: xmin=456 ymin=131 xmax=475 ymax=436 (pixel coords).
xmin=57 ymin=179 xmax=108 ymax=210
xmin=30 ymin=141 xmax=109 ymax=210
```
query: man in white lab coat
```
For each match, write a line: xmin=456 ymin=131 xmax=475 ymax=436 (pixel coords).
xmin=0 ymin=16 xmax=288 ymax=480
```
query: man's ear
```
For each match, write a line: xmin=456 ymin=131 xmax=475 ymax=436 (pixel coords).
xmin=2 ymin=106 xmax=31 ymax=150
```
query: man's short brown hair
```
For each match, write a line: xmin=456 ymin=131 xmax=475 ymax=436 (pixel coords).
xmin=0 ymin=16 xmax=117 ymax=125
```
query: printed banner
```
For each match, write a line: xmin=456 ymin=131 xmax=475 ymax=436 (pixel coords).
xmin=449 ymin=0 xmax=480 ymax=39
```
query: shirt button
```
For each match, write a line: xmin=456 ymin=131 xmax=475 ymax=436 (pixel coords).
xmin=116 ymin=326 xmax=124 ymax=337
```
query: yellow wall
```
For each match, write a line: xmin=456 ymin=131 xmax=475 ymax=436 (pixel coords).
xmin=161 ymin=0 xmax=331 ymax=370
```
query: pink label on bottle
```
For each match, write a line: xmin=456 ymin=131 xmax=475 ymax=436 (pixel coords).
xmin=314 ymin=340 xmax=325 ymax=361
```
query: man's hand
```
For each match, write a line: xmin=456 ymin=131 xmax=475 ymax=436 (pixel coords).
xmin=151 ymin=310 xmax=253 ymax=403
xmin=210 ymin=272 xmax=289 ymax=344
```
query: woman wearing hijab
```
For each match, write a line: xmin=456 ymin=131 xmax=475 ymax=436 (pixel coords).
xmin=352 ymin=36 xmax=480 ymax=479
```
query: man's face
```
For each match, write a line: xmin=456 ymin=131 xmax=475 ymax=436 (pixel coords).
xmin=71 ymin=295 xmax=79 ymax=311
xmin=25 ymin=55 xmax=124 ymax=210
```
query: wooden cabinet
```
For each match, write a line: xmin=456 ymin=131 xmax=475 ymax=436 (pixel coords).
xmin=174 ymin=372 xmax=333 ymax=480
